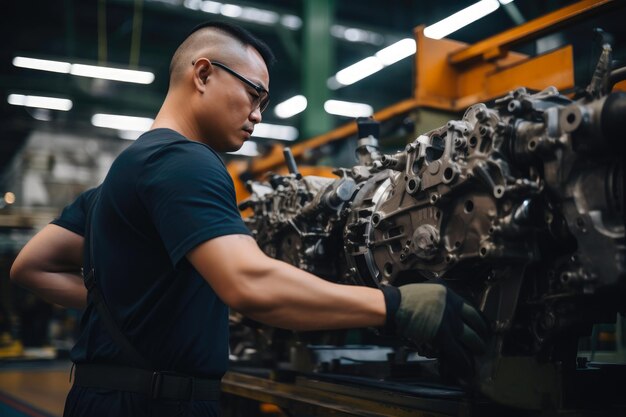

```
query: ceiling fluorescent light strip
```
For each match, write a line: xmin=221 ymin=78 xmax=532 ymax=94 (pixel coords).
xmin=330 ymin=38 xmax=414 ymax=88
xmin=7 ymin=94 xmax=73 ymax=111
xmin=117 ymin=130 xmax=145 ymax=141
xmin=239 ymin=7 xmax=279 ymax=25
xmin=70 ymin=64 xmax=154 ymax=84
xmin=220 ymin=3 xmax=242 ymax=17
xmin=200 ymin=0 xmax=221 ymax=13
xmin=375 ymin=38 xmax=417 ymax=66
xmin=330 ymin=25 xmax=384 ymax=46
xmin=335 ymin=56 xmax=385 ymax=86
xmin=280 ymin=15 xmax=302 ymax=30
xmin=91 ymin=113 xmax=154 ymax=132
xmin=324 ymin=100 xmax=373 ymax=118
xmin=13 ymin=56 xmax=154 ymax=84
xmin=330 ymin=0 xmax=505 ymax=89
xmin=424 ymin=0 xmax=501 ymax=40
xmin=252 ymin=123 xmax=298 ymax=141
xmin=184 ymin=0 xmax=301 ymax=30
xmin=12 ymin=57 xmax=71 ymax=73
xmin=274 ymin=95 xmax=307 ymax=119
xmin=228 ymin=141 xmax=259 ymax=157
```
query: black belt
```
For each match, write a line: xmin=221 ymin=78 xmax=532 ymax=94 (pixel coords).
xmin=73 ymin=363 xmax=221 ymax=401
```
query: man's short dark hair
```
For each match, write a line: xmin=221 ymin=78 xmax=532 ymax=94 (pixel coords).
xmin=168 ymin=21 xmax=275 ymax=81
xmin=187 ymin=21 xmax=275 ymax=67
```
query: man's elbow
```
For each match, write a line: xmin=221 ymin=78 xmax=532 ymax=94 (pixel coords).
xmin=218 ymin=264 xmax=277 ymax=315
xmin=226 ymin=291 xmax=273 ymax=316
xmin=10 ymin=253 xmax=42 ymax=288
xmin=9 ymin=258 xmax=29 ymax=286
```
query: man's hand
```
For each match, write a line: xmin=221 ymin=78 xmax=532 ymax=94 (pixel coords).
xmin=392 ymin=283 xmax=489 ymax=377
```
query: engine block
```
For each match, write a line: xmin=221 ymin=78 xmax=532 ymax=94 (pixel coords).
xmin=239 ymin=61 xmax=626 ymax=409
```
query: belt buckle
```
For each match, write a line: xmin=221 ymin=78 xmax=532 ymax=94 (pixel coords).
xmin=151 ymin=371 xmax=195 ymax=401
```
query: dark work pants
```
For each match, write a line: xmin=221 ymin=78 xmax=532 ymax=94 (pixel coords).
xmin=63 ymin=385 xmax=220 ymax=417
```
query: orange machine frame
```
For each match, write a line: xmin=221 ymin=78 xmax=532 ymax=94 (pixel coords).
xmin=228 ymin=0 xmax=619 ymax=202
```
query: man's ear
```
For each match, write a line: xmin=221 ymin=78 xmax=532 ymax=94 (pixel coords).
xmin=193 ymin=58 xmax=213 ymax=92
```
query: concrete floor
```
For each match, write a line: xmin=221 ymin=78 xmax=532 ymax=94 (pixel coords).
xmin=0 ymin=360 xmax=72 ymax=417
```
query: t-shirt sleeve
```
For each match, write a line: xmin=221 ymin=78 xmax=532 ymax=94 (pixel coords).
xmin=50 ymin=187 xmax=100 ymax=236
xmin=137 ymin=143 xmax=251 ymax=266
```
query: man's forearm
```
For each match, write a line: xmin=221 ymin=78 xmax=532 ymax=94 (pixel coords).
xmin=234 ymin=259 xmax=386 ymax=331
xmin=188 ymin=234 xmax=387 ymax=331
xmin=13 ymin=270 xmax=87 ymax=309
xmin=10 ymin=224 xmax=86 ymax=309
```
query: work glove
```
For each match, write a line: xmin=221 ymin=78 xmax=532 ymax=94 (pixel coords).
xmin=382 ymin=283 xmax=489 ymax=378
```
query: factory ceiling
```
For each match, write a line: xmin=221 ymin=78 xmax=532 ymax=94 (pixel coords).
xmin=0 ymin=0 xmax=621 ymax=169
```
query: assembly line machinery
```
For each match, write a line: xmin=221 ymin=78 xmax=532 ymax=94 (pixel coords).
xmin=223 ymin=1 xmax=626 ymax=415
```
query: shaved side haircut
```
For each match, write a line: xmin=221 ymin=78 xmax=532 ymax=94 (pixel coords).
xmin=169 ymin=21 xmax=275 ymax=84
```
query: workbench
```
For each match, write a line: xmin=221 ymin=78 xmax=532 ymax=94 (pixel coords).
xmin=221 ymin=367 xmax=519 ymax=417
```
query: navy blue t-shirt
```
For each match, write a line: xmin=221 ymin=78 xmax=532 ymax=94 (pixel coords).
xmin=52 ymin=187 xmax=100 ymax=236
xmin=52 ymin=128 xmax=250 ymax=378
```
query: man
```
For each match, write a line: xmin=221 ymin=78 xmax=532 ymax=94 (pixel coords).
xmin=11 ymin=22 xmax=488 ymax=417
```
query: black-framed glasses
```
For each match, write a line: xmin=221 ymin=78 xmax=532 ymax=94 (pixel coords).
xmin=193 ymin=59 xmax=270 ymax=113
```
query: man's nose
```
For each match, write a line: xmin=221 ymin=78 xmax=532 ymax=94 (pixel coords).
xmin=249 ymin=107 xmax=262 ymax=124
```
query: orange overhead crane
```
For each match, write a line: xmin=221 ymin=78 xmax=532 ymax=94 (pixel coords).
xmin=227 ymin=0 xmax=621 ymax=203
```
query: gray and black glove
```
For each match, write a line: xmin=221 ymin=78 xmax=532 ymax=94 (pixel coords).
xmin=382 ymin=283 xmax=489 ymax=378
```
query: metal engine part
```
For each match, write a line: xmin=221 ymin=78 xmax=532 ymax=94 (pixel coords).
xmin=239 ymin=63 xmax=626 ymax=410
